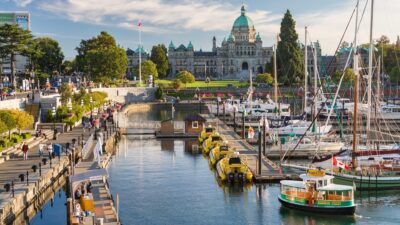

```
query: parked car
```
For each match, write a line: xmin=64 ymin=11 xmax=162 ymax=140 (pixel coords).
xmin=49 ymin=87 xmax=58 ymax=93
xmin=257 ymin=83 xmax=271 ymax=89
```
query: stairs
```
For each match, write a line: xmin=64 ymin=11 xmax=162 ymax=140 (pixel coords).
xmin=25 ymin=103 xmax=40 ymax=129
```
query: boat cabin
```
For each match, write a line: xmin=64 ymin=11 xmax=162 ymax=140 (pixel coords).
xmin=280 ymin=169 xmax=354 ymax=208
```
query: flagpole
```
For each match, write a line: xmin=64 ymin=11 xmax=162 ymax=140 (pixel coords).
xmin=139 ymin=24 xmax=142 ymax=85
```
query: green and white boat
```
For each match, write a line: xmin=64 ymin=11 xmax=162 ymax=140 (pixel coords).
xmin=279 ymin=169 xmax=356 ymax=215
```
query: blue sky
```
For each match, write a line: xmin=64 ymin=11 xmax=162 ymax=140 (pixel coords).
xmin=2 ymin=0 xmax=400 ymax=59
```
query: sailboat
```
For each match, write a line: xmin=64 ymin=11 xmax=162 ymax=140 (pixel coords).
xmin=318 ymin=0 xmax=400 ymax=190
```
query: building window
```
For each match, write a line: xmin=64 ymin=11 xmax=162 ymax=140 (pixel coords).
xmin=192 ymin=121 xmax=199 ymax=128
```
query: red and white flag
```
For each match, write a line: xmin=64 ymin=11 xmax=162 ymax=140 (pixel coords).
xmin=137 ymin=20 xmax=142 ymax=28
xmin=332 ymin=156 xmax=350 ymax=170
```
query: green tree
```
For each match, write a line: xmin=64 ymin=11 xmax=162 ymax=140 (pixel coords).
xmin=389 ymin=67 xmax=400 ymax=83
xmin=256 ymin=73 xmax=273 ymax=85
xmin=59 ymin=83 xmax=73 ymax=104
xmin=0 ymin=121 xmax=7 ymax=138
xmin=154 ymin=86 xmax=164 ymax=100
xmin=8 ymin=109 xmax=34 ymax=133
xmin=31 ymin=37 xmax=64 ymax=75
xmin=376 ymin=35 xmax=390 ymax=46
xmin=62 ymin=59 xmax=76 ymax=75
xmin=0 ymin=110 xmax=16 ymax=139
xmin=333 ymin=68 xmax=355 ymax=84
xmin=0 ymin=24 xmax=33 ymax=89
xmin=264 ymin=57 xmax=273 ymax=74
xmin=150 ymin=44 xmax=169 ymax=78
xmin=277 ymin=10 xmax=304 ymax=84
xmin=175 ymin=70 xmax=195 ymax=84
xmin=135 ymin=60 xmax=158 ymax=81
xmin=75 ymin=31 xmax=127 ymax=82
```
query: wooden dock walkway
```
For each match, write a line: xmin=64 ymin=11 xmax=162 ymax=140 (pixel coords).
xmin=202 ymin=114 xmax=299 ymax=182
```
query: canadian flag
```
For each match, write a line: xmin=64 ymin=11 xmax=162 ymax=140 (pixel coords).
xmin=137 ymin=20 xmax=142 ymax=27
xmin=332 ymin=156 xmax=350 ymax=170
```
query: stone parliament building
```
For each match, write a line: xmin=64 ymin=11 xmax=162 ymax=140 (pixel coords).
xmin=168 ymin=6 xmax=273 ymax=79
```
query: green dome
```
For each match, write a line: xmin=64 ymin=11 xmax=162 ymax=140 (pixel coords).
xmin=233 ymin=6 xmax=254 ymax=29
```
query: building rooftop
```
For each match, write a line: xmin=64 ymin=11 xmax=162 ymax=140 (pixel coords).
xmin=232 ymin=5 xmax=254 ymax=29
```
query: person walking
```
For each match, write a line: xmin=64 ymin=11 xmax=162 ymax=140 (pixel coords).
xmin=21 ymin=142 xmax=29 ymax=160
xmin=38 ymin=142 xmax=45 ymax=158
xmin=47 ymin=143 xmax=53 ymax=158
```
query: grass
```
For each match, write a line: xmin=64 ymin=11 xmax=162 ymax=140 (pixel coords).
xmin=156 ymin=80 xmax=249 ymax=89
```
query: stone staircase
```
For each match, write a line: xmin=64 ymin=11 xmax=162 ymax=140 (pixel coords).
xmin=0 ymin=130 xmax=53 ymax=161
xmin=25 ymin=103 xmax=40 ymax=129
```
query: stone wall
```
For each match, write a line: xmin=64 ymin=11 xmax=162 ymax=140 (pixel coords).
xmin=92 ymin=87 xmax=156 ymax=103
xmin=0 ymin=98 xmax=26 ymax=110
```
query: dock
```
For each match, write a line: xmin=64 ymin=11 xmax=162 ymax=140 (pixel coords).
xmin=201 ymin=114 xmax=299 ymax=182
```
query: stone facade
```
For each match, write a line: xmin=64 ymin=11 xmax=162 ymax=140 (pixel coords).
xmin=168 ymin=6 xmax=273 ymax=79
xmin=126 ymin=46 xmax=149 ymax=79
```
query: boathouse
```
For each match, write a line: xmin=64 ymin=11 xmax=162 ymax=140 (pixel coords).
xmin=184 ymin=114 xmax=206 ymax=135
xmin=160 ymin=119 xmax=174 ymax=135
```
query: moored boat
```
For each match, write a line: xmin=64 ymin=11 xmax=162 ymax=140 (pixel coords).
xmin=202 ymin=133 xmax=224 ymax=155
xmin=216 ymin=153 xmax=253 ymax=183
xmin=198 ymin=125 xmax=215 ymax=144
xmin=278 ymin=169 xmax=356 ymax=215
xmin=209 ymin=143 xmax=234 ymax=166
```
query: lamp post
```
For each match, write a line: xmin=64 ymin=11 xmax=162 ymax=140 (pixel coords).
xmin=67 ymin=98 xmax=73 ymax=131
xmin=90 ymin=96 xmax=93 ymax=120
xmin=52 ymin=106 xmax=56 ymax=140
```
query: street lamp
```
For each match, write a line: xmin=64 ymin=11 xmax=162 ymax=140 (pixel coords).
xmin=90 ymin=96 xmax=93 ymax=120
xmin=52 ymin=106 xmax=56 ymax=140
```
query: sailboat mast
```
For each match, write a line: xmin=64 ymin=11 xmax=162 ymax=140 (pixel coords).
xmin=274 ymin=39 xmax=278 ymax=106
xmin=377 ymin=56 xmax=381 ymax=104
xmin=313 ymin=43 xmax=318 ymax=126
xmin=366 ymin=0 xmax=375 ymax=149
xmin=304 ymin=26 xmax=308 ymax=113
xmin=352 ymin=0 xmax=360 ymax=170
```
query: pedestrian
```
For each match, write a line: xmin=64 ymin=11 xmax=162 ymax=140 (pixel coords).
xmin=38 ymin=142 xmax=44 ymax=158
xmin=21 ymin=142 xmax=29 ymax=160
xmin=47 ymin=143 xmax=53 ymax=158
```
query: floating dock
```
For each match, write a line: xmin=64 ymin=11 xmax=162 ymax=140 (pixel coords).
xmin=201 ymin=114 xmax=299 ymax=182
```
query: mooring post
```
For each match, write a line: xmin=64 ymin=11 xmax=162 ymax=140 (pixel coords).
xmin=39 ymin=163 xmax=42 ymax=176
xmin=258 ymin=130 xmax=262 ymax=176
xmin=242 ymin=111 xmax=245 ymax=139
xmin=26 ymin=171 xmax=29 ymax=185
xmin=263 ymin=117 xmax=266 ymax=157
xmin=11 ymin=181 xmax=14 ymax=197
xmin=233 ymin=110 xmax=236 ymax=133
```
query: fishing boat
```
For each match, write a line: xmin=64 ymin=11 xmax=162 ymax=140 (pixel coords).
xmin=216 ymin=152 xmax=253 ymax=183
xmin=275 ymin=121 xmax=332 ymax=136
xmin=198 ymin=125 xmax=215 ymax=144
xmin=209 ymin=143 xmax=234 ymax=166
xmin=278 ymin=169 xmax=356 ymax=215
xmin=202 ymin=133 xmax=224 ymax=155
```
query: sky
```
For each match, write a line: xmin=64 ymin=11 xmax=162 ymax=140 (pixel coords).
xmin=1 ymin=0 xmax=400 ymax=59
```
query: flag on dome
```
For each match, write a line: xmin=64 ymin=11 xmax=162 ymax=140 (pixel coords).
xmin=137 ymin=20 xmax=142 ymax=27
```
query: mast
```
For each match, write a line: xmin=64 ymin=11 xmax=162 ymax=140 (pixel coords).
xmin=274 ymin=40 xmax=278 ymax=106
xmin=377 ymin=56 xmax=381 ymax=105
xmin=249 ymin=70 xmax=253 ymax=110
xmin=352 ymin=0 xmax=360 ymax=169
xmin=366 ymin=0 xmax=374 ymax=150
xmin=313 ymin=43 xmax=318 ymax=133
xmin=139 ymin=25 xmax=142 ymax=84
xmin=304 ymin=26 xmax=308 ymax=113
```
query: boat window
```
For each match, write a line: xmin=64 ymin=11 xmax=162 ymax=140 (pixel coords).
xmin=323 ymin=180 xmax=327 ymax=186
xmin=192 ymin=121 xmax=199 ymax=128
xmin=205 ymin=128 xmax=213 ymax=132
xmin=229 ymin=157 xmax=241 ymax=165
xmin=318 ymin=180 xmax=323 ymax=188
xmin=212 ymin=136 xmax=221 ymax=141
xmin=394 ymin=108 xmax=400 ymax=113
xmin=220 ymin=146 xmax=228 ymax=150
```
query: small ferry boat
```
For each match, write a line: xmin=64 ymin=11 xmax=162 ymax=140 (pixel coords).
xmin=202 ymin=133 xmax=224 ymax=154
xmin=198 ymin=125 xmax=215 ymax=144
xmin=209 ymin=143 xmax=234 ymax=166
xmin=278 ymin=169 xmax=356 ymax=215
xmin=216 ymin=152 xmax=253 ymax=183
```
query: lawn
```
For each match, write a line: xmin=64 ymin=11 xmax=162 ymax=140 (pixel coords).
xmin=156 ymin=80 xmax=249 ymax=89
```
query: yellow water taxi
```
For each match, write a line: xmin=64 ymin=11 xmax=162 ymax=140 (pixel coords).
xmin=216 ymin=152 xmax=253 ymax=183
xmin=198 ymin=125 xmax=215 ymax=144
xmin=209 ymin=143 xmax=234 ymax=166
xmin=202 ymin=133 xmax=224 ymax=155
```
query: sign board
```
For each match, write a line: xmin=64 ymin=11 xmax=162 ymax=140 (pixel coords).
xmin=307 ymin=169 xmax=325 ymax=177
xmin=0 ymin=13 xmax=14 ymax=23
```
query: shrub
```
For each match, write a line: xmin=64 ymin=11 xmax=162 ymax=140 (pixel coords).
xmin=256 ymin=73 xmax=273 ymax=84
xmin=175 ymin=70 xmax=195 ymax=84
xmin=172 ymin=79 xmax=185 ymax=91
xmin=11 ymin=134 xmax=23 ymax=143
xmin=155 ymin=86 xmax=164 ymax=100
xmin=21 ymin=133 xmax=32 ymax=139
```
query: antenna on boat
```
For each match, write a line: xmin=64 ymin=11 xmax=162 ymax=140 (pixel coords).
xmin=304 ymin=26 xmax=308 ymax=113
xmin=352 ymin=0 xmax=360 ymax=170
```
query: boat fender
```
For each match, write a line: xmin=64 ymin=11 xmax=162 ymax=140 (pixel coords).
xmin=238 ymin=173 xmax=244 ymax=183
xmin=228 ymin=173 xmax=234 ymax=183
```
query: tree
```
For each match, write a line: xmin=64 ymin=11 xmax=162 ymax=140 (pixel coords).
xmin=0 ymin=121 xmax=7 ymax=138
xmin=154 ymin=86 xmax=164 ymax=100
xmin=332 ymin=68 xmax=355 ymax=84
xmin=277 ymin=10 xmax=304 ymax=85
xmin=150 ymin=44 xmax=169 ymax=78
xmin=8 ymin=110 xmax=34 ymax=133
xmin=59 ymin=83 xmax=73 ymax=104
xmin=135 ymin=60 xmax=158 ymax=81
xmin=264 ymin=57 xmax=273 ymax=74
xmin=75 ymin=31 xmax=127 ymax=82
xmin=0 ymin=110 xmax=16 ymax=139
xmin=340 ymin=41 xmax=350 ymax=49
xmin=376 ymin=35 xmax=390 ymax=46
xmin=256 ymin=73 xmax=273 ymax=85
xmin=62 ymin=59 xmax=76 ymax=75
xmin=389 ymin=67 xmax=400 ymax=83
xmin=0 ymin=24 xmax=33 ymax=89
xmin=175 ymin=70 xmax=195 ymax=84
xmin=31 ymin=37 xmax=64 ymax=75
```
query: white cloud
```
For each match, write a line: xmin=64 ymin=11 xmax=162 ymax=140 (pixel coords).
xmin=36 ymin=0 xmax=400 ymax=55
xmin=12 ymin=0 xmax=33 ymax=7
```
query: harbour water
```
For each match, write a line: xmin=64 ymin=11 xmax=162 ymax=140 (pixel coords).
xmin=28 ymin=105 xmax=400 ymax=225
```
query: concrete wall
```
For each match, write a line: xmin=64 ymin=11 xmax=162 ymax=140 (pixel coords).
xmin=0 ymin=98 xmax=26 ymax=110
xmin=92 ymin=87 xmax=156 ymax=103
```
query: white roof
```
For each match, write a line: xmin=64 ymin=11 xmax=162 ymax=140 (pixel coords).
xmin=318 ymin=184 xmax=354 ymax=191
xmin=280 ymin=180 xmax=305 ymax=189
xmin=300 ymin=174 xmax=334 ymax=181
